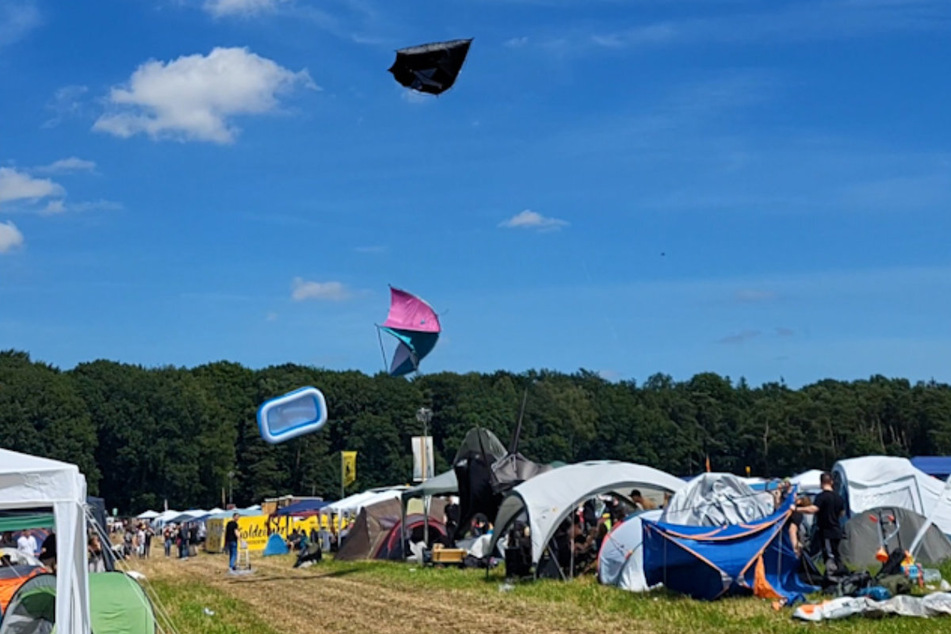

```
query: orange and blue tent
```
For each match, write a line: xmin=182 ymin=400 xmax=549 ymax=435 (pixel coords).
xmin=642 ymin=494 xmax=817 ymax=602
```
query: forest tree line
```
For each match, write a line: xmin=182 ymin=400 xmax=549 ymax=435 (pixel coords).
xmin=2 ymin=349 xmax=951 ymax=514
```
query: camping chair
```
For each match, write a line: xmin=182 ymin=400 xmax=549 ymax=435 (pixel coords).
xmin=869 ymin=508 xmax=904 ymax=562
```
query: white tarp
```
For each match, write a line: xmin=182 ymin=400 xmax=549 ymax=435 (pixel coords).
xmin=598 ymin=509 xmax=662 ymax=592
xmin=0 ymin=448 xmax=90 ymax=634
xmin=488 ymin=460 xmax=685 ymax=566
xmin=794 ymin=593 xmax=951 ymax=621
xmin=791 ymin=469 xmax=824 ymax=494
xmin=323 ymin=487 xmax=408 ymax=517
xmin=661 ymin=473 xmax=775 ymax=526
xmin=150 ymin=509 xmax=180 ymax=527
xmin=833 ymin=456 xmax=951 ymax=535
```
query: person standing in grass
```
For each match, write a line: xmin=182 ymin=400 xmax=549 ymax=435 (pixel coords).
xmin=797 ymin=472 xmax=846 ymax=574
xmin=225 ymin=514 xmax=240 ymax=571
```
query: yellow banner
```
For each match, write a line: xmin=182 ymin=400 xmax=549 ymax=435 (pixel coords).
xmin=342 ymin=451 xmax=357 ymax=487
xmin=204 ymin=514 xmax=320 ymax=553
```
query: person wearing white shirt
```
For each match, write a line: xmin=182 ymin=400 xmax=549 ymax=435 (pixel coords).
xmin=17 ymin=529 xmax=38 ymax=558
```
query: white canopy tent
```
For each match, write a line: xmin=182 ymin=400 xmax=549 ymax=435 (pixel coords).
xmin=149 ymin=509 xmax=180 ymax=528
xmin=136 ymin=510 xmax=159 ymax=520
xmin=0 ymin=448 xmax=90 ymax=634
xmin=833 ymin=456 xmax=951 ymax=535
xmin=488 ymin=460 xmax=686 ymax=567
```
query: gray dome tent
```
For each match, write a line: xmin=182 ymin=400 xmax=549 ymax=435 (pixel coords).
xmin=0 ymin=572 xmax=156 ymax=634
xmin=841 ymin=506 xmax=951 ymax=569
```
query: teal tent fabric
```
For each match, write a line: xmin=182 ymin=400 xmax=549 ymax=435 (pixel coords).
xmin=0 ymin=514 xmax=55 ymax=533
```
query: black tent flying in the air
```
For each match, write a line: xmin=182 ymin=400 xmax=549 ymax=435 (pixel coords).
xmin=388 ymin=38 xmax=473 ymax=95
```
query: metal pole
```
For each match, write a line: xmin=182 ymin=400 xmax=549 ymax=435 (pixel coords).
xmin=416 ymin=407 xmax=433 ymax=546
xmin=570 ymin=507 xmax=575 ymax=580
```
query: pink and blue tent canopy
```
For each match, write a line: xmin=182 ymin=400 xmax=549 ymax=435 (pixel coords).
xmin=377 ymin=286 xmax=441 ymax=376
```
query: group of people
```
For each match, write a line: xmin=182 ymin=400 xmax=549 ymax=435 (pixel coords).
xmin=116 ymin=521 xmax=154 ymax=559
xmin=0 ymin=529 xmax=57 ymax=570
xmin=161 ymin=522 xmax=202 ymax=559
xmin=535 ymin=475 xmax=847 ymax=580
xmin=1 ymin=527 xmax=105 ymax=574
xmin=562 ymin=492 xmax=659 ymax=575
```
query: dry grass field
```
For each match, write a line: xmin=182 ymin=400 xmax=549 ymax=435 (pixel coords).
xmin=128 ymin=552 xmax=951 ymax=634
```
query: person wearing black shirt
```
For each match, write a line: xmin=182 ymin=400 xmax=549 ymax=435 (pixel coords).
xmin=799 ymin=472 xmax=846 ymax=574
xmin=444 ymin=497 xmax=460 ymax=545
xmin=40 ymin=532 xmax=56 ymax=571
xmin=224 ymin=513 xmax=240 ymax=571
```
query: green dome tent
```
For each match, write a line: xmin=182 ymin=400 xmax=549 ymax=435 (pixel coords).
xmin=0 ymin=572 xmax=156 ymax=634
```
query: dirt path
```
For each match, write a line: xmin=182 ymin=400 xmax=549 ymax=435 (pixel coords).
xmin=135 ymin=555 xmax=653 ymax=634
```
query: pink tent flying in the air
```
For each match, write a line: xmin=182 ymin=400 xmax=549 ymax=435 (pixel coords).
xmin=377 ymin=286 xmax=441 ymax=376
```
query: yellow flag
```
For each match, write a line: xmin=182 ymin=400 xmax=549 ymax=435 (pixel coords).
xmin=342 ymin=451 xmax=357 ymax=487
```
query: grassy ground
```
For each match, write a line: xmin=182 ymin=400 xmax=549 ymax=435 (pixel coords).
xmin=129 ymin=553 xmax=951 ymax=634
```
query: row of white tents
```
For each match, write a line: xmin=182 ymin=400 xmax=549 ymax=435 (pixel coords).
xmin=5 ymin=443 xmax=951 ymax=632
xmin=135 ymin=507 xmax=261 ymax=528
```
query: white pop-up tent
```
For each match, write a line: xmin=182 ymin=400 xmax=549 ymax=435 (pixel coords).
xmin=833 ymin=456 xmax=951 ymax=535
xmin=0 ymin=448 xmax=90 ymax=634
xmin=598 ymin=509 xmax=663 ymax=592
xmin=790 ymin=469 xmax=824 ymax=495
xmin=488 ymin=460 xmax=686 ymax=568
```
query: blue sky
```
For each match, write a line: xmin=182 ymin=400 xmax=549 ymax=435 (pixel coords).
xmin=1 ymin=0 xmax=950 ymax=388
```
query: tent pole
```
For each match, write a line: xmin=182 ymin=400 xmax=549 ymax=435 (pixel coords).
xmin=569 ymin=508 xmax=575 ymax=581
xmin=424 ymin=495 xmax=430 ymax=547
xmin=401 ymin=496 xmax=406 ymax=561
xmin=544 ymin=543 xmax=568 ymax=581
xmin=511 ymin=386 xmax=529 ymax=454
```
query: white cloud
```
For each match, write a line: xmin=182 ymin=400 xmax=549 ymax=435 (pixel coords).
xmin=0 ymin=0 xmax=42 ymax=48
xmin=42 ymin=199 xmax=65 ymax=215
xmin=94 ymin=47 xmax=315 ymax=144
xmin=266 ymin=311 xmax=279 ymax=321
xmin=498 ymin=209 xmax=569 ymax=231
xmin=504 ymin=36 xmax=529 ymax=47
xmin=0 ymin=167 xmax=64 ymax=204
xmin=291 ymin=278 xmax=351 ymax=301
xmin=203 ymin=0 xmax=289 ymax=17
xmin=0 ymin=166 xmax=118 ymax=215
xmin=42 ymin=85 xmax=89 ymax=128
xmin=0 ymin=221 xmax=24 ymax=253
xmin=34 ymin=157 xmax=97 ymax=174
xmin=585 ymin=1 xmax=951 ymax=52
